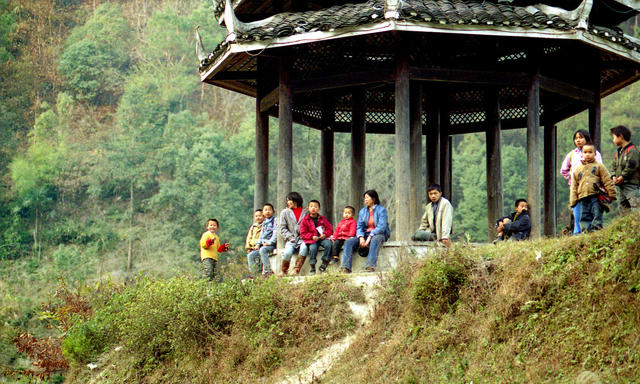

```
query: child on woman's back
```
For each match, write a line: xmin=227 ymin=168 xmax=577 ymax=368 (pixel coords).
xmin=330 ymin=206 xmax=357 ymax=265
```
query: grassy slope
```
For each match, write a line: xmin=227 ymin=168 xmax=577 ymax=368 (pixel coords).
xmin=55 ymin=213 xmax=640 ymax=383
xmin=323 ymin=212 xmax=640 ymax=383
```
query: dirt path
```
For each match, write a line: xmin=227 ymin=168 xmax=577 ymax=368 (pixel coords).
xmin=276 ymin=274 xmax=381 ymax=384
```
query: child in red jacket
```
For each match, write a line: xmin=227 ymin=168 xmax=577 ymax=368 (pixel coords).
xmin=299 ymin=200 xmax=333 ymax=275
xmin=330 ymin=206 xmax=357 ymax=265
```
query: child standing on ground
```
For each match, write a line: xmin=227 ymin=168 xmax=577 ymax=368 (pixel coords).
xmin=561 ymin=129 xmax=603 ymax=235
xmin=245 ymin=209 xmax=264 ymax=276
xmin=199 ymin=218 xmax=229 ymax=281
xmin=570 ymin=144 xmax=616 ymax=232
xmin=610 ymin=125 xmax=640 ymax=214
xmin=256 ymin=203 xmax=277 ymax=277
xmin=330 ymin=206 xmax=357 ymax=265
xmin=494 ymin=199 xmax=531 ymax=242
xmin=299 ymin=200 xmax=334 ymax=275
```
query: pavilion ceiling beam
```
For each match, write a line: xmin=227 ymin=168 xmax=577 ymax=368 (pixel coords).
xmin=289 ymin=70 xmax=396 ymax=93
xmin=213 ymin=71 xmax=257 ymax=81
xmin=260 ymin=86 xmax=280 ymax=112
xmin=410 ymin=67 xmax=530 ymax=86
xmin=539 ymin=75 xmax=595 ymax=104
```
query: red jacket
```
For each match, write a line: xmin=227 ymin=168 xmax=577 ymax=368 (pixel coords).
xmin=332 ymin=218 xmax=357 ymax=240
xmin=299 ymin=214 xmax=333 ymax=244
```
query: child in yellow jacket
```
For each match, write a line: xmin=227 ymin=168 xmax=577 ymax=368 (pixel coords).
xmin=570 ymin=144 xmax=616 ymax=232
xmin=200 ymin=218 xmax=229 ymax=281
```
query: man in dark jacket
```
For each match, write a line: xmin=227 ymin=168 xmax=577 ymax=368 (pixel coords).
xmin=494 ymin=199 xmax=531 ymax=242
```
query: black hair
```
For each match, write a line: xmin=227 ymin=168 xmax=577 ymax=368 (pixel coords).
xmin=363 ymin=189 xmax=380 ymax=205
xmin=263 ymin=203 xmax=274 ymax=210
xmin=427 ymin=184 xmax=443 ymax=193
xmin=610 ymin=125 xmax=631 ymax=141
xmin=254 ymin=209 xmax=263 ymax=213
xmin=514 ymin=199 xmax=528 ymax=208
xmin=207 ymin=218 xmax=219 ymax=226
xmin=309 ymin=199 xmax=321 ymax=207
xmin=286 ymin=192 xmax=303 ymax=208
xmin=573 ymin=129 xmax=593 ymax=145
xmin=344 ymin=206 xmax=356 ymax=214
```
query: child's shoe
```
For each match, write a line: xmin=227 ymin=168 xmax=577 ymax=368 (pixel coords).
xmin=339 ymin=267 xmax=351 ymax=274
xmin=309 ymin=265 xmax=316 ymax=275
xmin=319 ymin=261 xmax=329 ymax=273
xmin=330 ymin=256 xmax=339 ymax=265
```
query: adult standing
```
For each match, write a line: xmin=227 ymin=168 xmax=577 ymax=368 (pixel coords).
xmin=560 ymin=129 xmax=603 ymax=235
xmin=411 ymin=184 xmax=453 ymax=246
xmin=340 ymin=189 xmax=391 ymax=273
xmin=278 ymin=192 xmax=309 ymax=276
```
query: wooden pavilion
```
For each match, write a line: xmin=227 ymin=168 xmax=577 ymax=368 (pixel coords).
xmin=198 ymin=0 xmax=640 ymax=241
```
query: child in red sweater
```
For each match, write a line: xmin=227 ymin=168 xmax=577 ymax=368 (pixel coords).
xmin=330 ymin=206 xmax=357 ymax=265
xmin=299 ymin=200 xmax=334 ymax=275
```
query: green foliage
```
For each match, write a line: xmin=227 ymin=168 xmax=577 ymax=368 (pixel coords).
xmin=0 ymin=0 xmax=16 ymax=62
xmin=412 ymin=251 xmax=471 ymax=320
xmin=58 ymin=3 xmax=132 ymax=103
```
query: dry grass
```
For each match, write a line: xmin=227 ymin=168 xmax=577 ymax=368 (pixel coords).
xmin=323 ymin=213 xmax=640 ymax=383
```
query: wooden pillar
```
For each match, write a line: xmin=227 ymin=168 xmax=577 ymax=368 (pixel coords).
xmin=321 ymin=97 xmax=335 ymax=225
xmin=485 ymin=88 xmax=503 ymax=241
xmin=589 ymin=86 xmax=602 ymax=151
xmin=395 ymin=52 xmax=412 ymax=241
xmin=440 ymin=135 xmax=452 ymax=201
xmin=277 ymin=57 xmax=293 ymax=222
xmin=527 ymin=68 xmax=542 ymax=239
xmin=410 ymin=83 xmax=423 ymax=232
xmin=351 ymin=88 xmax=366 ymax=209
xmin=544 ymin=119 xmax=557 ymax=236
xmin=425 ymin=89 xmax=441 ymax=187
xmin=254 ymin=58 xmax=269 ymax=210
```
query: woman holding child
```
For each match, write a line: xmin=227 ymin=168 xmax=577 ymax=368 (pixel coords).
xmin=340 ymin=189 xmax=391 ymax=273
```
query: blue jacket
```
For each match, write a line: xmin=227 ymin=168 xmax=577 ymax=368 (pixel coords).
xmin=498 ymin=210 xmax=530 ymax=241
xmin=258 ymin=216 xmax=277 ymax=246
xmin=356 ymin=204 xmax=391 ymax=240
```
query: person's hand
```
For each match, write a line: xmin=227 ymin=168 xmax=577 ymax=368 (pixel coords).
xmin=218 ymin=243 xmax=230 ymax=252
xmin=359 ymin=237 xmax=366 ymax=247
xmin=503 ymin=218 xmax=510 ymax=224
xmin=364 ymin=237 xmax=372 ymax=247
xmin=441 ymin=238 xmax=451 ymax=247
xmin=319 ymin=234 xmax=326 ymax=240
xmin=312 ymin=235 xmax=319 ymax=241
xmin=253 ymin=244 xmax=260 ymax=250
xmin=206 ymin=238 xmax=214 ymax=247
xmin=615 ymin=176 xmax=624 ymax=185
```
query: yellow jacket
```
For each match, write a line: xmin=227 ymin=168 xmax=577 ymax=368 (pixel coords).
xmin=245 ymin=223 xmax=262 ymax=251
xmin=200 ymin=231 xmax=220 ymax=261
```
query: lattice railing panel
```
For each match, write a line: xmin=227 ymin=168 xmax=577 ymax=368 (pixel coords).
xmin=497 ymin=50 xmax=527 ymax=63
xmin=449 ymin=111 xmax=486 ymax=126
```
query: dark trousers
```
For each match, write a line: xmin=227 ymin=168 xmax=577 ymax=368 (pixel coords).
xmin=580 ymin=196 xmax=603 ymax=232
xmin=331 ymin=239 xmax=345 ymax=257
xmin=202 ymin=258 xmax=217 ymax=281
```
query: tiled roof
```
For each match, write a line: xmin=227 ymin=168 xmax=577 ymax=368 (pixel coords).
xmin=199 ymin=0 xmax=638 ymax=71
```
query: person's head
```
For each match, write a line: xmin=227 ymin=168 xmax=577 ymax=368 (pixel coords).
xmin=514 ymin=199 xmax=528 ymax=214
xmin=262 ymin=203 xmax=274 ymax=218
xmin=610 ymin=125 xmax=631 ymax=146
xmin=363 ymin=189 xmax=380 ymax=207
xmin=573 ymin=129 xmax=593 ymax=149
xmin=206 ymin=218 xmax=219 ymax=233
xmin=427 ymin=184 xmax=443 ymax=203
xmin=308 ymin=200 xmax=321 ymax=216
xmin=286 ymin=192 xmax=303 ymax=209
xmin=253 ymin=209 xmax=264 ymax=224
xmin=343 ymin=206 xmax=355 ymax=219
xmin=582 ymin=144 xmax=596 ymax=162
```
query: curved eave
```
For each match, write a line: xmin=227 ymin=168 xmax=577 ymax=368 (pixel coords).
xmin=200 ymin=20 xmax=640 ymax=84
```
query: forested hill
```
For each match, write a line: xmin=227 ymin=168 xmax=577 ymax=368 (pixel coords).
xmin=0 ymin=0 xmax=639 ymax=380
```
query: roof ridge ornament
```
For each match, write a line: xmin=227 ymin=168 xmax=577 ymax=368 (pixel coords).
xmin=526 ymin=0 xmax=593 ymax=29
xmin=223 ymin=0 xmax=276 ymax=43
xmin=385 ymin=0 xmax=403 ymax=19
xmin=195 ymin=26 xmax=207 ymax=62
